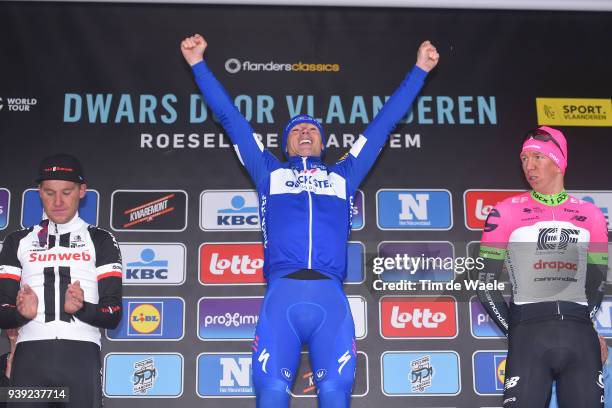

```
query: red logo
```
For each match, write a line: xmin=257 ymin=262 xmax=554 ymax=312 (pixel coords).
xmin=380 ymin=297 xmax=457 ymax=338
xmin=200 ymin=243 xmax=265 ymax=284
xmin=464 ymin=190 xmax=524 ymax=230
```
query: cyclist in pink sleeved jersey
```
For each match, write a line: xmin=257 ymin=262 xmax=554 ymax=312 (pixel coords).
xmin=477 ymin=126 xmax=609 ymax=408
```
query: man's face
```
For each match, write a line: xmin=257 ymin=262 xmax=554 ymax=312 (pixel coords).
xmin=520 ymin=150 xmax=562 ymax=191
xmin=39 ymin=180 xmax=86 ymax=224
xmin=286 ymin=123 xmax=323 ymax=157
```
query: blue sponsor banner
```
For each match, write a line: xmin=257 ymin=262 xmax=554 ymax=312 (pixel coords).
xmin=351 ymin=190 xmax=364 ymax=230
xmin=197 ymin=353 xmax=254 ymax=397
xmin=595 ymin=296 xmax=612 ymax=337
xmin=0 ymin=189 xmax=9 ymax=230
xmin=104 ymin=353 xmax=183 ymax=397
xmin=21 ymin=189 xmax=98 ymax=227
xmin=473 ymin=351 xmax=507 ymax=395
xmin=470 ymin=297 xmax=505 ymax=338
xmin=381 ymin=351 xmax=460 ymax=395
xmin=346 ymin=241 xmax=365 ymax=283
xmin=106 ymin=297 xmax=184 ymax=341
xmin=376 ymin=190 xmax=453 ymax=230
xmin=198 ymin=297 xmax=261 ymax=341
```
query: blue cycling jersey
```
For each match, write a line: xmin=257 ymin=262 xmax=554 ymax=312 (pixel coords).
xmin=192 ymin=61 xmax=428 ymax=281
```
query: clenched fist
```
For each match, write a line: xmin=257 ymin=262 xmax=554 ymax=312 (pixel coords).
xmin=415 ymin=40 xmax=440 ymax=72
xmin=181 ymin=34 xmax=208 ymax=66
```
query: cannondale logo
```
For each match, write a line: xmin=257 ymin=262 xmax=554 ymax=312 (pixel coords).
xmin=225 ymin=58 xmax=241 ymax=74
xmin=537 ymin=227 xmax=579 ymax=250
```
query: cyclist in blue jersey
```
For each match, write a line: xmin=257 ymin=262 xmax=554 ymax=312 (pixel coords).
xmin=181 ymin=33 xmax=439 ymax=408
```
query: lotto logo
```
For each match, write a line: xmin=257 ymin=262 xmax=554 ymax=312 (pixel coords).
xmin=380 ymin=297 xmax=457 ymax=339
xmin=199 ymin=243 xmax=265 ymax=285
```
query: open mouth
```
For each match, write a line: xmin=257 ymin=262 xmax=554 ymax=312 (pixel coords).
xmin=299 ymin=139 xmax=312 ymax=145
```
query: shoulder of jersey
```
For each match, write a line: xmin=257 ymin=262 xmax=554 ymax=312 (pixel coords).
xmin=4 ymin=226 xmax=34 ymax=242
xmin=498 ymin=191 xmax=531 ymax=208
xmin=87 ymin=225 xmax=118 ymax=242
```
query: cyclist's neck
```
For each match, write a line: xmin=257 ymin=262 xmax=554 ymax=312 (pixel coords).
xmin=531 ymin=190 xmax=569 ymax=206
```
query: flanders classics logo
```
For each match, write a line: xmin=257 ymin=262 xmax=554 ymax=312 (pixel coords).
xmin=536 ymin=98 xmax=612 ymax=127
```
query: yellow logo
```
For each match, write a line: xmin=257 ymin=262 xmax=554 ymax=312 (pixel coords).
xmin=496 ymin=358 xmax=506 ymax=385
xmin=130 ymin=304 xmax=161 ymax=334
xmin=536 ymin=98 xmax=612 ymax=127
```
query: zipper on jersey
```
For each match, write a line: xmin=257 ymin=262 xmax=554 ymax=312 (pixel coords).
xmin=302 ymin=157 xmax=313 ymax=269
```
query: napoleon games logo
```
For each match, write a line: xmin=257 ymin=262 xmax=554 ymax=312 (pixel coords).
xmin=111 ymin=190 xmax=187 ymax=232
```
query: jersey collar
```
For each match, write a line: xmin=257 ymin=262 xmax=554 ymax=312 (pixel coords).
xmin=42 ymin=212 xmax=86 ymax=234
xmin=530 ymin=190 xmax=569 ymax=206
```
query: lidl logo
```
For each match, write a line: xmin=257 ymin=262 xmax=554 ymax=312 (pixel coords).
xmin=473 ymin=351 xmax=507 ymax=395
xmin=130 ymin=303 xmax=161 ymax=335
xmin=107 ymin=297 xmax=184 ymax=341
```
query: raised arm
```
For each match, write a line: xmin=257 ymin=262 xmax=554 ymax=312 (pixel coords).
xmin=181 ymin=34 xmax=278 ymax=185
xmin=334 ymin=41 xmax=439 ymax=191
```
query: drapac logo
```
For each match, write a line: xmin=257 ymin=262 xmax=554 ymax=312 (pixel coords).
xmin=376 ymin=189 xmax=452 ymax=230
xmin=197 ymin=353 xmax=254 ymax=397
xmin=345 ymin=242 xmax=365 ymax=284
xmin=594 ymin=296 xmax=612 ymax=337
xmin=199 ymin=243 xmax=265 ymax=285
xmin=290 ymin=351 xmax=368 ymax=397
xmin=377 ymin=241 xmax=455 ymax=282
xmin=104 ymin=353 xmax=183 ymax=398
xmin=198 ymin=297 xmax=262 ymax=341
xmin=0 ymin=189 xmax=9 ymax=230
xmin=473 ymin=351 xmax=507 ymax=395
xmin=381 ymin=351 xmax=460 ymax=396
xmin=464 ymin=190 xmax=524 ymax=230
xmin=536 ymin=98 xmax=611 ymax=127
xmin=568 ymin=191 xmax=612 ymax=231
xmin=351 ymin=190 xmax=365 ymax=230
xmin=200 ymin=190 xmax=260 ymax=231
xmin=120 ymin=243 xmax=186 ymax=285
xmin=106 ymin=297 xmax=184 ymax=341
xmin=21 ymin=189 xmax=99 ymax=228
xmin=469 ymin=296 xmax=505 ymax=338
xmin=111 ymin=190 xmax=188 ymax=232
xmin=380 ymin=297 xmax=457 ymax=339
xmin=224 ymin=57 xmax=340 ymax=74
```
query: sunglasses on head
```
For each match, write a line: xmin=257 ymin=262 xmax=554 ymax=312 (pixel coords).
xmin=523 ymin=128 xmax=565 ymax=158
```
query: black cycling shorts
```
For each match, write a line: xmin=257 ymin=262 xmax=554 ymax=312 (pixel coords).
xmin=9 ymin=339 xmax=102 ymax=408
xmin=503 ymin=302 xmax=603 ymax=408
